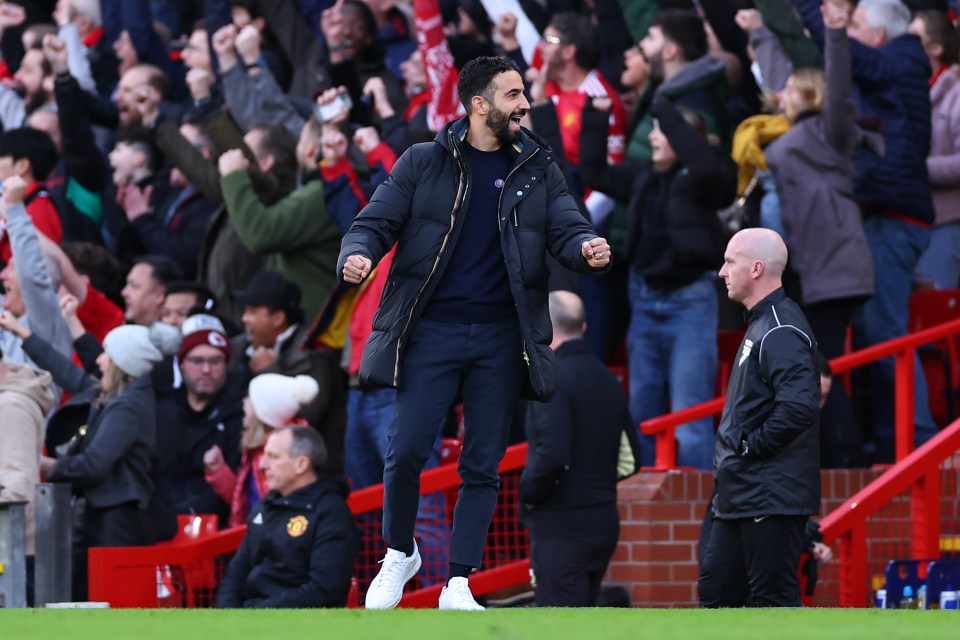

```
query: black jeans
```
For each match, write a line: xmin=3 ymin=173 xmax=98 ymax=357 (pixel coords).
xmin=699 ymin=514 xmax=806 ymax=607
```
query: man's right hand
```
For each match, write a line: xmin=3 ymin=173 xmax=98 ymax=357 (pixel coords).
xmin=203 ymin=445 xmax=224 ymax=472
xmin=0 ymin=3 xmax=26 ymax=35
xmin=1 ymin=175 xmax=27 ymax=208
xmin=212 ymin=24 xmax=239 ymax=71
xmin=42 ymin=34 xmax=69 ymax=75
xmin=734 ymin=9 xmax=764 ymax=34
xmin=342 ymin=255 xmax=372 ymax=284
xmin=133 ymin=83 xmax=162 ymax=128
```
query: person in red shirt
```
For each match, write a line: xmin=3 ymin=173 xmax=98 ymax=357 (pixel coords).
xmin=0 ymin=128 xmax=63 ymax=265
xmin=540 ymin=13 xmax=626 ymax=169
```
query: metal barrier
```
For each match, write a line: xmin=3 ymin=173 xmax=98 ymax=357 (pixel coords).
xmin=0 ymin=501 xmax=27 ymax=608
xmin=33 ymin=483 xmax=72 ymax=606
xmin=814 ymin=420 xmax=960 ymax=607
xmin=85 ymin=318 xmax=960 ymax=608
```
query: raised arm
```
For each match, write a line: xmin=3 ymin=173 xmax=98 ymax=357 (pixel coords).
xmin=4 ymin=182 xmax=74 ymax=360
xmin=792 ymin=0 xmax=900 ymax=83
xmin=821 ymin=6 xmax=858 ymax=155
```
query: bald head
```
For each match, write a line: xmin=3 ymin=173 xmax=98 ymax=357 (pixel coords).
xmin=733 ymin=228 xmax=788 ymax=278
xmin=549 ymin=290 xmax=585 ymax=348
xmin=719 ymin=229 xmax=789 ymax=310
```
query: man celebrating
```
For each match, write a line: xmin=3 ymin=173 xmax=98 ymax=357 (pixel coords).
xmin=699 ymin=228 xmax=820 ymax=608
xmin=339 ymin=56 xmax=609 ymax=610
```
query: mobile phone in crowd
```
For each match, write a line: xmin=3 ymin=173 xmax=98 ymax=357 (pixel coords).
xmin=316 ymin=93 xmax=353 ymax=123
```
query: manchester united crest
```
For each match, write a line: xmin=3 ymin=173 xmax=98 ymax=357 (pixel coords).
xmin=287 ymin=515 xmax=309 ymax=537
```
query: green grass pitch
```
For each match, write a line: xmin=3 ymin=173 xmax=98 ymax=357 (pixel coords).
xmin=2 ymin=608 xmax=958 ymax=640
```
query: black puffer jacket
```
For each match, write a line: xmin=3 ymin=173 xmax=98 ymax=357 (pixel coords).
xmin=215 ymin=475 xmax=358 ymax=608
xmin=713 ymin=289 xmax=820 ymax=519
xmin=337 ymin=118 xmax=604 ymax=401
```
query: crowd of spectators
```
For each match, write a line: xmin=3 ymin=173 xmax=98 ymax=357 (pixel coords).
xmin=0 ymin=0 xmax=957 ymax=607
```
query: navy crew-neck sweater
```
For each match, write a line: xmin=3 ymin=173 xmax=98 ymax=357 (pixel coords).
xmin=422 ymin=142 xmax=515 ymax=324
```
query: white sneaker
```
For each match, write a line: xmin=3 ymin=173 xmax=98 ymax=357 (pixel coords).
xmin=364 ymin=541 xmax=422 ymax=610
xmin=438 ymin=577 xmax=485 ymax=611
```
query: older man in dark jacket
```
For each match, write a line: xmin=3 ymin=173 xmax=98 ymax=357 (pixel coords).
xmin=216 ymin=425 xmax=357 ymax=608
xmin=699 ymin=229 xmax=820 ymax=608
xmin=792 ymin=0 xmax=938 ymax=461
xmin=338 ymin=56 xmax=609 ymax=610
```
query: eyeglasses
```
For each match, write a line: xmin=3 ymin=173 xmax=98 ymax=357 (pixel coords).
xmin=184 ymin=355 xmax=226 ymax=368
xmin=543 ymin=34 xmax=562 ymax=45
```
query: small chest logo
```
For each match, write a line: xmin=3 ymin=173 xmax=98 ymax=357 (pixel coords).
xmin=739 ymin=339 xmax=754 ymax=367
xmin=287 ymin=515 xmax=309 ymax=537
xmin=494 ymin=178 xmax=504 ymax=189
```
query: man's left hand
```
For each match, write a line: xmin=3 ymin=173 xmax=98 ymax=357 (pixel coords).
xmin=582 ymin=237 xmax=611 ymax=268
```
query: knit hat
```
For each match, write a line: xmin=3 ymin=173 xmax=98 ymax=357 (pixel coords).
xmin=178 ymin=313 xmax=231 ymax=362
xmin=248 ymin=374 xmax=319 ymax=428
xmin=103 ymin=322 xmax=183 ymax=378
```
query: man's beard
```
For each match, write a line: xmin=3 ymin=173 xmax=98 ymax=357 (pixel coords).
xmin=486 ymin=105 xmax=522 ymax=146
xmin=25 ymin=87 xmax=50 ymax=115
xmin=647 ymin=50 xmax=665 ymax=84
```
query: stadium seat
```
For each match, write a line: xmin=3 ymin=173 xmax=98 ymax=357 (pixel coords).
xmin=166 ymin=514 xmax=220 ymax=607
xmin=908 ymin=290 xmax=960 ymax=426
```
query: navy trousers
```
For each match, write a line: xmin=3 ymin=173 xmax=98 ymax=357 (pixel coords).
xmin=382 ymin=316 xmax=526 ymax=567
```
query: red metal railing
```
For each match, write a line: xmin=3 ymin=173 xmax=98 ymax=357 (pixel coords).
xmin=641 ymin=317 xmax=960 ymax=469
xmin=88 ymin=317 xmax=960 ymax=608
xmin=816 ymin=419 xmax=960 ymax=607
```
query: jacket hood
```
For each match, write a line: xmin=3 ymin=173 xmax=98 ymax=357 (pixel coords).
xmin=0 ymin=363 xmax=55 ymax=415
xmin=659 ymin=54 xmax=727 ymax=96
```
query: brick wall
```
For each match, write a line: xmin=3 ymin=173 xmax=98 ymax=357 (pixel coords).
xmin=606 ymin=467 xmax=959 ymax=607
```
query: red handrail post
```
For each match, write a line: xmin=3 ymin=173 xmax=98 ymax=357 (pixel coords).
xmin=654 ymin=426 xmax=676 ymax=470
xmin=839 ymin=522 xmax=868 ymax=607
xmin=894 ymin=347 xmax=916 ymax=462
xmin=912 ymin=471 xmax=941 ymax=560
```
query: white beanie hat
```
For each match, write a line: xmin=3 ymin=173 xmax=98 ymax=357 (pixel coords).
xmin=103 ymin=322 xmax=183 ymax=378
xmin=248 ymin=374 xmax=319 ymax=428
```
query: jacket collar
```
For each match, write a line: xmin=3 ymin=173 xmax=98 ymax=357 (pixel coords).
xmin=745 ymin=287 xmax=786 ymax=324
xmin=437 ymin=116 xmax=548 ymax=167
xmin=262 ymin=474 xmax=348 ymax=508
xmin=554 ymin=338 xmax=594 ymax=359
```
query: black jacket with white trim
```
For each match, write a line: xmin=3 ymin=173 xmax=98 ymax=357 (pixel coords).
xmin=712 ymin=288 xmax=821 ymax=519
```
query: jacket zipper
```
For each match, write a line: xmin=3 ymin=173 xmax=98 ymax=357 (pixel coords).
xmin=392 ymin=132 xmax=470 ymax=385
xmin=497 ymin=148 xmax=539 ymax=231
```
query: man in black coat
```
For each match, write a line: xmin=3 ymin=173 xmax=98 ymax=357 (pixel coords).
xmin=699 ymin=228 xmax=820 ymax=608
xmin=215 ymin=425 xmax=358 ymax=608
xmin=169 ymin=313 xmax=244 ymax=524
xmin=338 ymin=56 xmax=610 ymax=610
xmin=520 ymin=290 xmax=641 ymax=607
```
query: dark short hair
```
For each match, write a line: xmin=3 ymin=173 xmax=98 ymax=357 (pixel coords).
xmin=134 ymin=255 xmax=183 ymax=289
xmin=457 ymin=56 xmax=521 ymax=113
xmin=548 ymin=12 xmax=601 ymax=71
xmin=916 ymin=9 xmax=959 ymax=65
xmin=344 ymin=0 xmax=377 ymax=38
xmin=650 ymin=9 xmax=708 ymax=63
xmin=166 ymin=280 xmax=217 ymax=311
xmin=62 ymin=241 xmax=122 ymax=301
xmin=247 ymin=122 xmax=298 ymax=196
xmin=0 ymin=127 xmax=59 ymax=181
xmin=114 ymin=126 xmax=163 ymax=174
xmin=281 ymin=424 xmax=328 ymax=474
